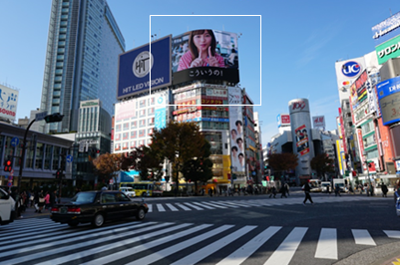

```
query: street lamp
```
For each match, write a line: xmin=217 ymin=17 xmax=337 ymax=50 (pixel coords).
xmin=17 ymin=113 xmax=64 ymax=192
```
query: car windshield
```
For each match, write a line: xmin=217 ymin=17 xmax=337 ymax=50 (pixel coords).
xmin=322 ymin=183 xmax=329 ymax=187
xmin=70 ymin=192 xmax=96 ymax=204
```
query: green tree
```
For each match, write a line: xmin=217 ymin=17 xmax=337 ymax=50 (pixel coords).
xmin=120 ymin=145 xmax=164 ymax=181
xmin=310 ymin=153 xmax=335 ymax=180
xmin=150 ymin=121 xmax=211 ymax=196
xmin=268 ymin=153 xmax=298 ymax=181
xmin=181 ymin=141 xmax=213 ymax=194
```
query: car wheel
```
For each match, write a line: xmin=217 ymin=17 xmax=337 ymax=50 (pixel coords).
xmin=136 ymin=207 xmax=146 ymax=220
xmin=68 ymin=221 xmax=78 ymax=227
xmin=92 ymin=213 xmax=105 ymax=227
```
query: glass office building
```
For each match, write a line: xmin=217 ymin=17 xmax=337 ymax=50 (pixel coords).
xmin=40 ymin=0 xmax=125 ymax=133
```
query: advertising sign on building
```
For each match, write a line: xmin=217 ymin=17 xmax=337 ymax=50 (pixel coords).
xmin=354 ymin=102 xmax=370 ymax=127
xmin=375 ymin=34 xmax=400 ymax=65
xmin=377 ymin=76 xmax=400 ymax=125
xmin=277 ymin=114 xmax=290 ymax=128
xmin=115 ymin=100 xmax=136 ymax=122
xmin=338 ymin=108 xmax=347 ymax=153
xmin=372 ymin=12 xmax=400 ymax=46
xmin=117 ymin=35 xmax=172 ymax=99
xmin=294 ymin=124 xmax=310 ymax=156
xmin=228 ymin=86 xmax=245 ymax=175
xmin=0 ymin=84 xmax=19 ymax=122
xmin=335 ymin=57 xmax=366 ymax=101
xmin=172 ymin=29 xmax=240 ymax=85
xmin=312 ymin=115 xmax=325 ymax=129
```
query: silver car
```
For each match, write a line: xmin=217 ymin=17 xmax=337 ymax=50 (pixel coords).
xmin=119 ymin=187 xmax=136 ymax=198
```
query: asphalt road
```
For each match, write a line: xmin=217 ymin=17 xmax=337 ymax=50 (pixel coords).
xmin=1 ymin=191 xmax=399 ymax=265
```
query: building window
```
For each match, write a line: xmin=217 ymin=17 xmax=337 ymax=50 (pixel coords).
xmin=123 ymin=123 xmax=129 ymax=130
xmin=123 ymin=133 xmax=129 ymax=140
xmin=148 ymin=117 xmax=154 ymax=126
xmin=44 ymin=145 xmax=52 ymax=170
xmin=139 ymin=129 xmax=145 ymax=137
xmin=130 ymin=141 xmax=136 ymax=149
xmin=139 ymin=119 xmax=146 ymax=127
xmin=130 ymin=131 xmax=137 ymax=139
xmin=52 ymin=146 xmax=60 ymax=170
xmin=139 ymin=109 xmax=146 ymax=117
xmin=131 ymin=121 xmax=137 ymax=129
xmin=148 ymin=107 xmax=155 ymax=115
xmin=139 ymin=99 xmax=146 ymax=108
xmin=116 ymin=124 xmax=121 ymax=132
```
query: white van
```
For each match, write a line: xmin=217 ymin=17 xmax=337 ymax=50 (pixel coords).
xmin=0 ymin=188 xmax=16 ymax=225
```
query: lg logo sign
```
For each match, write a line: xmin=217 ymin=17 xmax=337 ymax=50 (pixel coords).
xmin=292 ymin=101 xmax=306 ymax=111
xmin=342 ymin=61 xmax=361 ymax=77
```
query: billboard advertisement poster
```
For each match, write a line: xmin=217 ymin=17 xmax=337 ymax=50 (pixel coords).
xmin=117 ymin=35 xmax=172 ymax=99
xmin=0 ymin=84 xmax=18 ymax=122
xmin=338 ymin=108 xmax=347 ymax=153
xmin=228 ymin=87 xmax=245 ymax=174
xmin=172 ymin=29 xmax=239 ymax=85
xmin=294 ymin=124 xmax=310 ymax=156
xmin=312 ymin=115 xmax=325 ymax=129
xmin=375 ymin=34 xmax=400 ymax=65
xmin=377 ymin=76 xmax=400 ymax=125
xmin=372 ymin=12 xmax=400 ymax=47
xmin=335 ymin=58 xmax=365 ymax=97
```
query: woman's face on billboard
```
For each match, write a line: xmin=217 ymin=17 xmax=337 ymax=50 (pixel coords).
xmin=193 ymin=31 xmax=212 ymax=53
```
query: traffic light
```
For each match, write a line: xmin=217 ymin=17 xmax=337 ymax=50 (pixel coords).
xmin=56 ymin=170 xmax=61 ymax=179
xmin=4 ymin=159 xmax=12 ymax=172
xmin=44 ymin=113 xmax=64 ymax=123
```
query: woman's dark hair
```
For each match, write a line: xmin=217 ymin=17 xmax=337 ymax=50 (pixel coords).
xmin=231 ymin=146 xmax=238 ymax=152
xmin=189 ymin=29 xmax=216 ymax=60
xmin=235 ymin=120 xmax=242 ymax=126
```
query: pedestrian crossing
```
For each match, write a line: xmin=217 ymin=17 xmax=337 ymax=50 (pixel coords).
xmin=145 ymin=196 xmax=382 ymax=213
xmin=1 ymin=218 xmax=399 ymax=265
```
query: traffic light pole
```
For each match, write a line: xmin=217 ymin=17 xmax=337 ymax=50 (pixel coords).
xmin=17 ymin=118 xmax=36 ymax=193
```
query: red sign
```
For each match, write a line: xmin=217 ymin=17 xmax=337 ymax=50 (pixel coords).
xmin=292 ymin=101 xmax=306 ymax=111
xmin=281 ymin=115 xmax=290 ymax=124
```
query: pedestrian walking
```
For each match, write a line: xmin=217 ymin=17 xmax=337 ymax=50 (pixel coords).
xmin=303 ymin=181 xmax=313 ymax=204
xmin=334 ymin=184 xmax=341 ymax=197
xmin=37 ymin=190 xmax=45 ymax=213
xmin=269 ymin=186 xmax=277 ymax=198
xmin=44 ymin=191 xmax=50 ymax=210
xmin=381 ymin=183 xmax=388 ymax=197
xmin=280 ymin=184 xmax=287 ymax=198
xmin=285 ymin=183 xmax=290 ymax=196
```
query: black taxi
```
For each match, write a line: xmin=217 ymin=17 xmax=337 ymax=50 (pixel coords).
xmin=50 ymin=190 xmax=148 ymax=227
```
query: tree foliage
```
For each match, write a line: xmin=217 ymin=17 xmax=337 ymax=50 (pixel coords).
xmin=181 ymin=141 xmax=214 ymax=194
xmin=268 ymin=153 xmax=298 ymax=178
xmin=310 ymin=153 xmax=335 ymax=179
xmin=150 ymin=121 xmax=213 ymax=190
xmin=92 ymin=153 xmax=122 ymax=183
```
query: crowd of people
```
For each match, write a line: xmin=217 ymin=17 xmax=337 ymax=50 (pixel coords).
xmin=8 ymin=188 xmax=60 ymax=217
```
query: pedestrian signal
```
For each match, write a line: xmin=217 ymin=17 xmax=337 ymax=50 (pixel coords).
xmin=4 ymin=159 xmax=12 ymax=172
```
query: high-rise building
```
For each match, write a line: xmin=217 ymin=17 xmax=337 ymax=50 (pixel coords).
xmin=40 ymin=0 xmax=125 ymax=134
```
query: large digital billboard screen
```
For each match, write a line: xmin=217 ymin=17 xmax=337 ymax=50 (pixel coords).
xmin=117 ymin=35 xmax=172 ymax=99
xmin=377 ymin=76 xmax=400 ymax=125
xmin=372 ymin=11 xmax=400 ymax=47
xmin=172 ymin=29 xmax=239 ymax=84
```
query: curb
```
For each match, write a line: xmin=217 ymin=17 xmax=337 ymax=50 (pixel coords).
xmin=334 ymin=241 xmax=400 ymax=265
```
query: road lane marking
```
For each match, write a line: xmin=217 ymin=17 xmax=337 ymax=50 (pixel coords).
xmin=217 ymin=226 xmax=282 ymax=265
xmin=174 ymin=203 xmax=192 ymax=211
xmin=183 ymin=202 xmax=204 ymax=210
xmin=192 ymin=201 xmax=215 ymax=209
xmin=384 ymin=230 xmax=400 ymax=239
xmin=352 ymin=229 xmax=376 ymax=245
xmin=171 ymin=225 xmax=257 ymax=265
xmin=126 ymin=225 xmax=235 ymax=265
xmin=156 ymin=204 xmax=166 ymax=212
xmin=265 ymin=227 xmax=308 ymax=265
xmin=165 ymin=203 xmax=179 ymax=211
xmin=315 ymin=228 xmax=337 ymax=260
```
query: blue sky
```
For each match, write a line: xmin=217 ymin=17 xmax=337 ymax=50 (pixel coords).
xmin=0 ymin=0 xmax=399 ymax=145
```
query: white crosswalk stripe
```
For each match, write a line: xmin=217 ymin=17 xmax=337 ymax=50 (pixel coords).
xmin=315 ymin=228 xmax=337 ymax=260
xmin=352 ymin=229 xmax=376 ymax=245
xmin=2 ymin=218 xmax=399 ymax=265
xmin=143 ymin=196 xmax=384 ymax=213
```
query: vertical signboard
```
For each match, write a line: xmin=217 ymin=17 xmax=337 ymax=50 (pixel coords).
xmin=154 ymin=91 xmax=168 ymax=130
xmin=229 ymin=87 xmax=245 ymax=174
xmin=338 ymin=108 xmax=347 ymax=153
xmin=336 ymin=140 xmax=344 ymax=176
